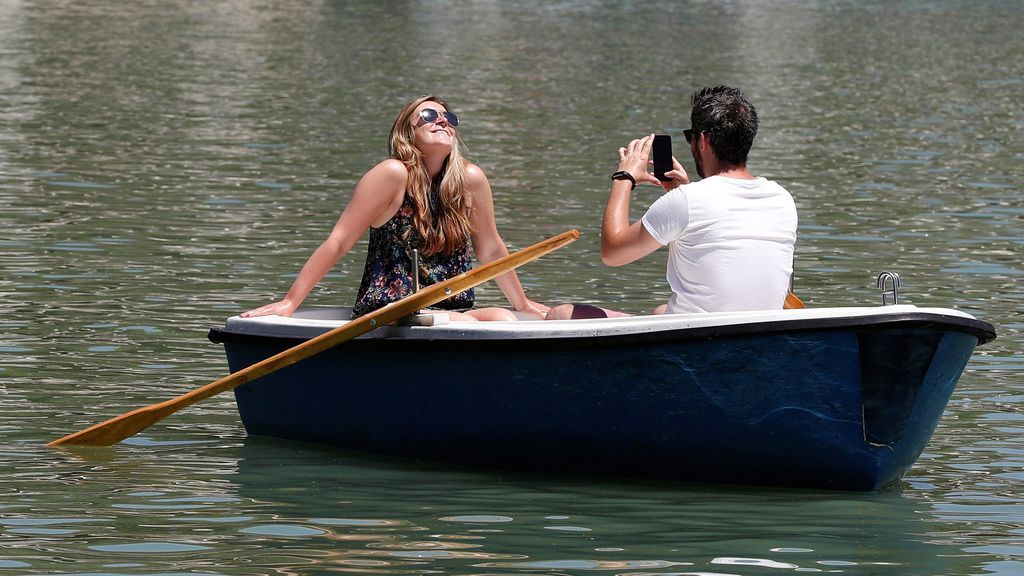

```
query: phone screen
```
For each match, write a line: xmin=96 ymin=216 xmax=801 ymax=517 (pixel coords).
xmin=653 ymin=134 xmax=672 ymax=182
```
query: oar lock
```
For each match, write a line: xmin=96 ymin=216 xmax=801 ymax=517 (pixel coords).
xmin=875 ymin=271 xmax=902 ymax=306
xmin=412 ymin=249 xmax=420 ymax=293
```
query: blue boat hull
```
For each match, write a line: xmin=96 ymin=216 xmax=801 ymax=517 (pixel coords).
xmin=212 ymin=311 xmax=991 ymax=490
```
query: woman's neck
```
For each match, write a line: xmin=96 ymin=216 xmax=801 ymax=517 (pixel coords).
xmin=422 ymin=151 xmax=448 ymax=179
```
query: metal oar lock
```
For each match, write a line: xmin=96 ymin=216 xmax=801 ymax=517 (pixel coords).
xmin=876 ymin=271 xmax=902 ymax=305
xmin=395 ymin=246 xmax=441 ymax=326
xmin=412 ymin=248 xmax=420 ymax=293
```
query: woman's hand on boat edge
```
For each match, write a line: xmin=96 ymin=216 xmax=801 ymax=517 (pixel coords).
xmin=240 ymin=300 xmax=296 ymax=318
xmin=517 ymin=298 xmax=550 ymax=319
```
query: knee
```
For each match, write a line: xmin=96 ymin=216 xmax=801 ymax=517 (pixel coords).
xmin=544 ymin=304 xmax=576 ymax=320
xmin=468 ymin=307 xmax=517 ymax=321
xmin=490 ymin=308 xmax=519 ymax=321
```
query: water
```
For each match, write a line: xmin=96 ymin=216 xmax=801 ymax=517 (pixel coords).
xmin=1 ymin=0 xmax=1021 ymax=574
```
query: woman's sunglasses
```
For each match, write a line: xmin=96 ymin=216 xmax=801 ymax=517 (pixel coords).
xmin=417 ymin=108 xmax=459 ymax=128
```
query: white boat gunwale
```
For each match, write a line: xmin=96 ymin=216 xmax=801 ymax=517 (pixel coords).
xmin=211 ymin=305 xmax=995 ymax=345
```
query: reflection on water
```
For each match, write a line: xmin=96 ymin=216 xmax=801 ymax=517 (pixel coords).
xmin=0 ymin=437 xmax=1007 ymax=575
xmin=230 ymin=440 xmax=979 ymax=575
xmin=1 ymin=0 xmax=1022 ymax=574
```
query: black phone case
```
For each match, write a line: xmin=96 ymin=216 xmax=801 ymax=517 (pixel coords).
xmin=653 ymin=135 xmax=672 ymax=181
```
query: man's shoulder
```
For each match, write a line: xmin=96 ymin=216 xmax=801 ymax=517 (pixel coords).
xmin=676 ymin=176 xmax=748 ymax=198
xmin=660 ymin=176 xmax=792 ymax=202
xmin=706 ymin=175 xmax=791 ymax=196
xmin=678 ymin=177 xmax=794 ymax=217
xmin=753 ymin=178 xmax=795 ymax=203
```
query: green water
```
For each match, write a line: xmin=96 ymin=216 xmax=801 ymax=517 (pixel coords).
xmin=1 ymin=0 xmax=1021 ymax=574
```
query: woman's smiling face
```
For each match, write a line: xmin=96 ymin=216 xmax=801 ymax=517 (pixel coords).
xmin=412 ymin=101 xmax=455 ymax=152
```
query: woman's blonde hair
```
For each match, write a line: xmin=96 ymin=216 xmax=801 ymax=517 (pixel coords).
xmin=388 ymin=95 xmax=472 ymax=256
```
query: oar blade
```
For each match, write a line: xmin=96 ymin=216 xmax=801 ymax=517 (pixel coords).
xmin=47 ymin=404 xmax=174 ymax=447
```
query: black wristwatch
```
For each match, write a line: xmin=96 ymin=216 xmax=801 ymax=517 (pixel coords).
xmin=611 ymin=170 xmax=636 ymax=190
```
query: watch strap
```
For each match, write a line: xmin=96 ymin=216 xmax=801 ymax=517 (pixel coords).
xmin=610 ymin=170 xmax=636 ymax=190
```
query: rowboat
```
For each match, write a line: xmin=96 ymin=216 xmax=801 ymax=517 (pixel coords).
xmin=207 ymin=304 xmax=995 ymax=490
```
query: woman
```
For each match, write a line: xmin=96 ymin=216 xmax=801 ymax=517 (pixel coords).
xmin=241 ymin=95 xmax=548 ymax=321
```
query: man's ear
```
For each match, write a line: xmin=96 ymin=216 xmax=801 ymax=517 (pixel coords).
xmin=698 ymin=133 xmax=712 ymax=156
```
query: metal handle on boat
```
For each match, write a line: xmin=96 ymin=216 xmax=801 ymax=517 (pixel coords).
xmin=412 ymin=249 xmax=420 ymax=293
xmin=876 ymin=271 xmax=902 ymax=305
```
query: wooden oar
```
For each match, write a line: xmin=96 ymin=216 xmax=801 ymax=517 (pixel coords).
xmin=49 ymin=229 xmax=580 ymax=447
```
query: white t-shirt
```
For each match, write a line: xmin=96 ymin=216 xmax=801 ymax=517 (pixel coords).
xmin=640 ymin=175 xmax=797 ymax=314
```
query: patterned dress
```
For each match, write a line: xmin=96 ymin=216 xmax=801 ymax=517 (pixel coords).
xmin=352 ymin=195 xmax=474 ymax=317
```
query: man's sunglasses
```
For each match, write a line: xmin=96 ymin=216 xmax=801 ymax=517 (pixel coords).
xmin=683 ymin=128 xmax=699 ymax=143
xmin=417 ymin=108 xmax=459 ymax=128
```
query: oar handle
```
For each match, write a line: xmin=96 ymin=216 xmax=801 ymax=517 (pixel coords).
xmin=48 ymin=229 xmax=580 ymax=447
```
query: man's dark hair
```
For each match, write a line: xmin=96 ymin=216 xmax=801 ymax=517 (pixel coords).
xmin=689 ymin=86 xmax=758 ymax=166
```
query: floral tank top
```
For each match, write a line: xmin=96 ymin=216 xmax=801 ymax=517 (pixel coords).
xmin=352 ymin=195 xmax=474 ymax=317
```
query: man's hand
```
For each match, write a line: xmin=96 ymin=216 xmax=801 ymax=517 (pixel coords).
xmin=656 ymin=155 xmax=689 ymax=191
xmin=617 ymin=135 xmax=654 ymax=184
xmin=619 ymin=135 xmax=690 ymax=191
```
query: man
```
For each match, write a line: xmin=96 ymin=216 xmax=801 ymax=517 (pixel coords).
xmin=547 ymin=85 xmax=797 ymax=319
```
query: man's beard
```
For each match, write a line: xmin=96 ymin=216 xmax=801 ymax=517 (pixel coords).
xmin=692 ymin=152 xmax=705 ymax=179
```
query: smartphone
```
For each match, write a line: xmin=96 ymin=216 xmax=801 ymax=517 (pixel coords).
xmin=652 ymin=134 xmax=673 ymax=182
